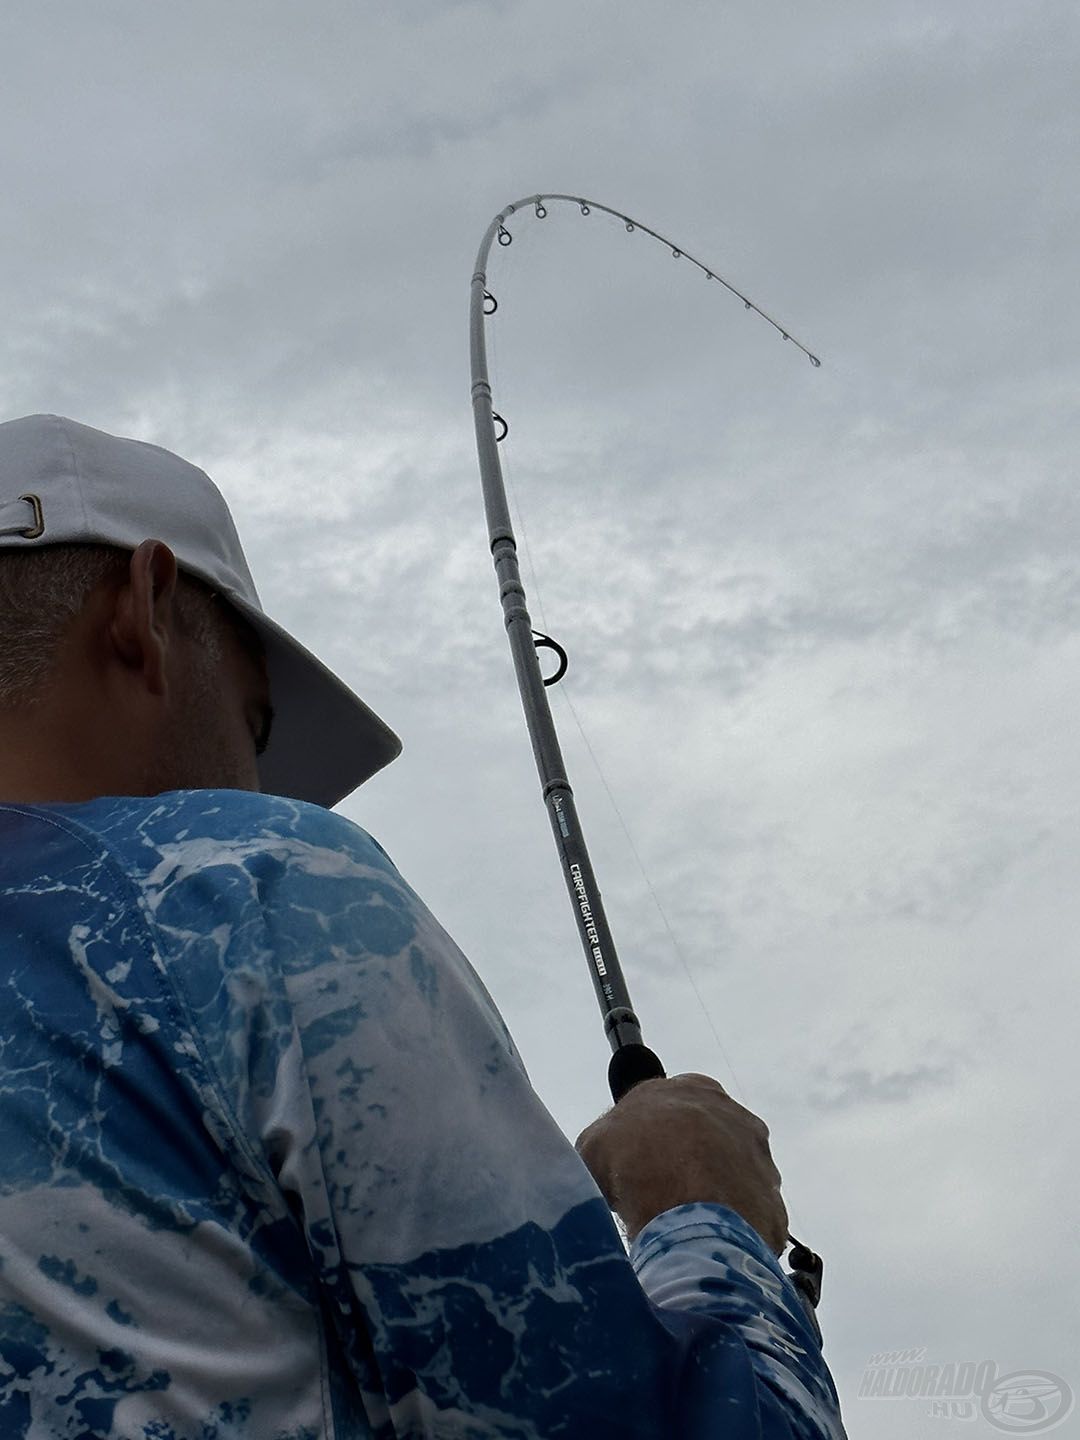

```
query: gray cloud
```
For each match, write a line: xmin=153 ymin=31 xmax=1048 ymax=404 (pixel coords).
xmin=808 ymin=1061 xmax=956 ymax=1110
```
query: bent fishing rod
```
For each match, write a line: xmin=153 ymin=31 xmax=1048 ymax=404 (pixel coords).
xmin=468 ymin=193 xmax=824 ymax=1315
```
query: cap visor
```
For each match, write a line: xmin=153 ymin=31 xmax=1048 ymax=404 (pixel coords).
xmin=229 ymin=599 xmax=401 ymax=808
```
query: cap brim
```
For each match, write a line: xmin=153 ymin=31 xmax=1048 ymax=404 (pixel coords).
xmin=225 ymin=595 xmax=402 ymax=808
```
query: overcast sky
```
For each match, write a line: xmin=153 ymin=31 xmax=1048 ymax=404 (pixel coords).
xmin=2 ymin=2 xmax=1077 ymax=1433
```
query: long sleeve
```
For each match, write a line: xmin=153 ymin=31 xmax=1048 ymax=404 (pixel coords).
xmin=633 ymin=1206 xmax=845 ymax=1438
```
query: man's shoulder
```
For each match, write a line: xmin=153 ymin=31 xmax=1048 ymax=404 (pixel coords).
xmin=0 ymin=789 xmax=394 ymax=888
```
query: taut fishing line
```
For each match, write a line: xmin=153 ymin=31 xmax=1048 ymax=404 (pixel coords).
xmin=469 ymin=192 xmax=825 ymax=1318
xmin=491 ymin=311 xmax=746 ymax=1093
xmin=486 ymin=230 xmax=813 ymax=1248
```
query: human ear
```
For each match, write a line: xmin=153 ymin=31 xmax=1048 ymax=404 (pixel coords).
xmin=107 ymin=540 xmax=179 ymax=697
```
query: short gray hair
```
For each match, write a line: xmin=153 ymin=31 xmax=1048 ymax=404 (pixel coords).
xmin=0 ymin=543 xmax=229 ymax=709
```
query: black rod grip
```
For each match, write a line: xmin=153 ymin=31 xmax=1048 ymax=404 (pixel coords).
xmin=608 ymin=1043 xmax=666 ymax=1102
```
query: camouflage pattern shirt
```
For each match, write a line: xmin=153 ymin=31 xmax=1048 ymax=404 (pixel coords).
xmin=0 ymin=791 xmax=845 ymax=1439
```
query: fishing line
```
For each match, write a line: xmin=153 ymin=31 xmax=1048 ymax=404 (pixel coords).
xmin=556 ymin=687 xmax=748 ymax=1093
xmin=499 ymin=435 xmax=819 ymax=1246
xmin=500 ymin=432 xmax=816 ymax=1243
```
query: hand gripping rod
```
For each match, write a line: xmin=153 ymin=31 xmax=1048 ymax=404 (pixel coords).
xmin=468 ymin=194 xmax=825 ymax=1320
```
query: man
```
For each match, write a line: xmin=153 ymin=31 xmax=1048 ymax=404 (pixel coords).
xmin=0 ymin=414 xmax=846 ymax=1438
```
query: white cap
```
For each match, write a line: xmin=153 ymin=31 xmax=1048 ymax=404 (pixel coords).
xmin=0 ymin=413 xmax=401 ymax=806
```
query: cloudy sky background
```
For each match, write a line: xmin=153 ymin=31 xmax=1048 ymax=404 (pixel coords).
xmin=2 ymin=2 xmax=1077 ymax=1432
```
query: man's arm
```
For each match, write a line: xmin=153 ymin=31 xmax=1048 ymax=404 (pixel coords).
xmin=157 ymin=799 xmax=845 ymax=1437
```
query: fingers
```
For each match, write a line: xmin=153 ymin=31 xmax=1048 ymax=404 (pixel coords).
xmin=573 ymin=1070 xmax=791 ymax=1254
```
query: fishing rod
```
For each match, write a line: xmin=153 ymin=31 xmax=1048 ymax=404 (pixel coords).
xmin=468 ymin=193 xmax=824 ymax=1317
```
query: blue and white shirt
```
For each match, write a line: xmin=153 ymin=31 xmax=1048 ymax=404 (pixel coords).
xmin=0 ymin=790 xmax=845 ymax=1439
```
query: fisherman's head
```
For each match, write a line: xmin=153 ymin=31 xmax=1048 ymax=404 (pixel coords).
xmin=0 ymin=415 xmax=400 ymax=809
xmin=0 ymin=537 xmax=273 ymax=803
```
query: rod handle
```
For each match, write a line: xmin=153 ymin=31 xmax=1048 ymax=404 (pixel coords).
xmin=608 ymin=1043 xmax=666 ymax=1102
